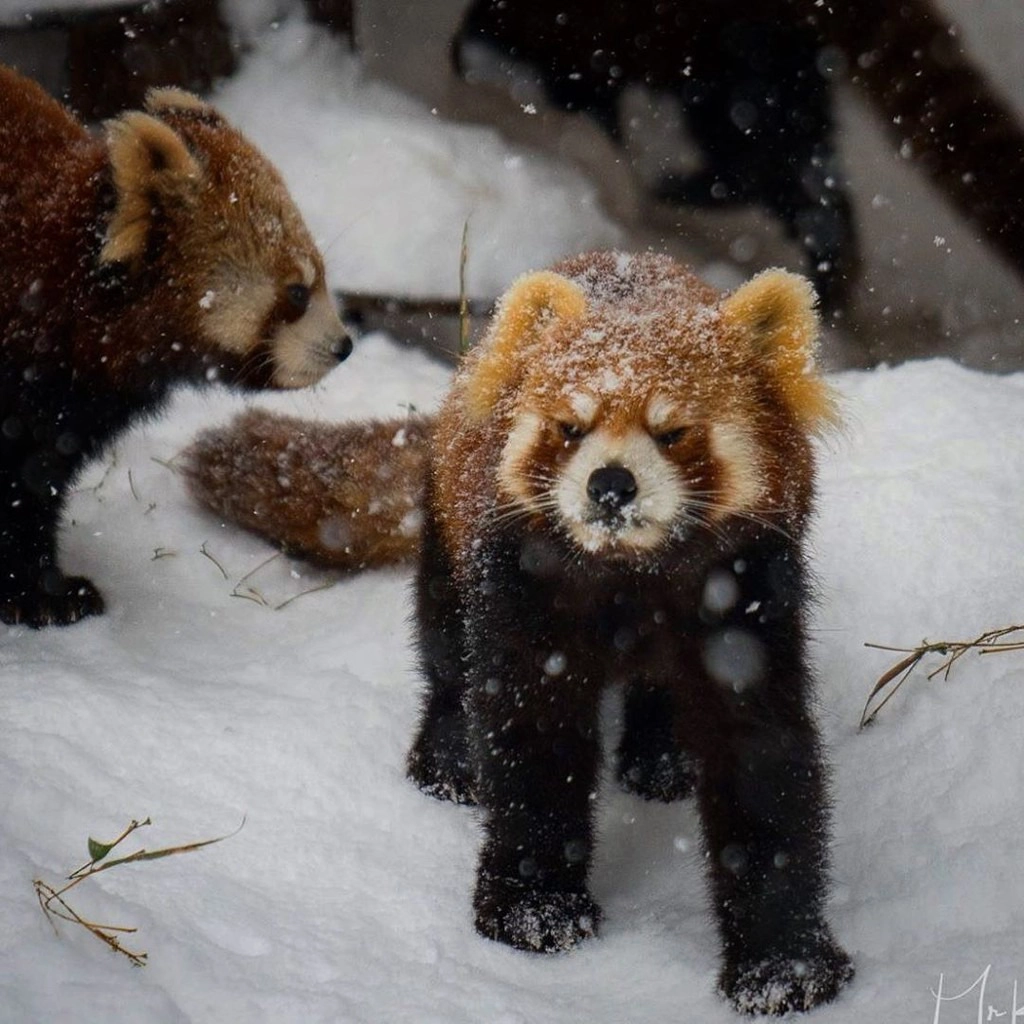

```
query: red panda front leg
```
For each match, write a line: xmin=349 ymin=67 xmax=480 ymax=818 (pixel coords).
xmin=470 ymin=667 xmax=603 ymax=953
xmin=407 ymin=505 xmax=477 ymax=804
xmin=0 ymin=451 xmax=104 ymax=627
xmin=464 ymin=578 xmax=603 ymax=953
xmin=699 ymin=707 xmax=852 ymax=1014
xmin=685 ymin=542 xmax=852 ymax=1013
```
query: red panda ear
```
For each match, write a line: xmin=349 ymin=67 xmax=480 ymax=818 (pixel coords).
xmin=463 ymin=270 xmax=587 ymax=422
xmin=145 ymin=87 xmax=224 ymax=124
xmin=100 ymin=111 xmax=203 ymax=268
xmin=720 ymin=268 xmax=839 ymax=433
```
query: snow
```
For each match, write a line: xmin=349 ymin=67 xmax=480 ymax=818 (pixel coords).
xmin=2 ymin=13 xmax=1024 ymax=1024
xmin=211 ymin=20 xmax=621 ymax=300
xmin=5 ymin=345 xmax=1024 ymax=1024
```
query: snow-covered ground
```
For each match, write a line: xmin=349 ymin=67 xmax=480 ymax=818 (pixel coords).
xmin=3 ymin=15 xmax=1024 ymax=1024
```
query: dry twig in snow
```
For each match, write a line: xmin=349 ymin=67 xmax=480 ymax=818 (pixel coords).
xmin=34 ymin=817 xmax=243 ymax=966
xmin=860 ymin=624 xmax=1024 ymax=728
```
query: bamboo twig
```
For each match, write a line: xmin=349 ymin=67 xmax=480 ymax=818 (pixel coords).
xmin=33 ymin=817 xmax=243 ymax=966
xmin=458 ymin=218 xmax=471 ymax=354
xmin=199 ymin=542 xmax=229 ymax=580
xmin=860 ymin=624 xmax=1024 ymax=729
xmin=274 ymin=580 xmax=337 ymax=611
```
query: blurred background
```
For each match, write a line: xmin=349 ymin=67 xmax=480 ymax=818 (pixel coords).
xmin=2 ymin=0 xmax=1022 ymax=371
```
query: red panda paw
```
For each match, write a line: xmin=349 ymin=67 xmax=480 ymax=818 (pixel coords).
xmin=473 ymin=876 xmax=601 ymax=953
xmin=0 ymin=574 xmax=105 ymax=628
xmin=406 ymin=747 xmax=478 ymax=806
xmin=616 ymin=748 xmax=698 ymax=803
xmin=720 ymin=933 xmax=854 ymax=1015
xmin=406 ymin=713 xmax=478 ymax=805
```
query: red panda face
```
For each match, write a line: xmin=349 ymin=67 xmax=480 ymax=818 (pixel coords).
xmin=185 ymin=215 xmax=348 ymax=390
xmin=102 ymin=90 xmax=351 ymax=390
xmin=496 ymin=377 xmax=767 ymax=558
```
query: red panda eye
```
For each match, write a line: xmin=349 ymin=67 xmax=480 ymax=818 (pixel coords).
xmin=654 ymin=427 xmax=687 ymax=447
xmin=286 ymin=283 xmax=310 ymax=314
xmin=560 ymin=422 xmax=586 ymax=441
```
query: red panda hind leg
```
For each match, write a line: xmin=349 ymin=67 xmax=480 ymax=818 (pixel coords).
xmin=615 ymin=683 xmax=699 ymax=802
xmin=406 ymin=495 xmax=478 ymax=805
xmin=0 ymin=66 xmax=351 ymax=626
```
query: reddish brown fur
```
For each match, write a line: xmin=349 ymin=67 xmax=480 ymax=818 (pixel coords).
xmin=0 ymin=67 xmax=107 ymax=347
xmin=182 ymin=253 xmax=833 ymax=582
xmin=183 ymin=410 xmax=429 ymax=570
xmin=405 ymin=251 xmax=849 ymax=1012
xmin=181 ymin=258 xmax=852 ymax=1012
xmin=0 ymin=69 xmax=333 ymax=390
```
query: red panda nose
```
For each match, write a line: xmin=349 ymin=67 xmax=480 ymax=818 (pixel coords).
xmin=587 ymin=465 xmax=638 ymax=508
xmin=331 ymin=334 xmax=354 ymax=362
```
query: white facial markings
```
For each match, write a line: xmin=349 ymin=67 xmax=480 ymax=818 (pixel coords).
xmin=201 ymin=276 xmax=276 ymax=354
xmin=708 ymin=421 xmax=764 ymax=515
xmin=554 ymin=426 xmax=687 ymax=553
xmin=497 ymin=411 xmax=545 ymax=508
xmin=568 ymin=391 xmax=598 ymax=427
xmin=201 ymin=274 xmax=344 ymax=387
xmin=271 ymin=287 xmax=347 ymax=388
xmin=646 ymin=394 xmax=680 ymax=432
xmin=296 ymin=256 xmax=316 ymax=288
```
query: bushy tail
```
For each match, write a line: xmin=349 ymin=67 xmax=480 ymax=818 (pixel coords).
xmin=182 ymin=409 xmax=432 ymax=571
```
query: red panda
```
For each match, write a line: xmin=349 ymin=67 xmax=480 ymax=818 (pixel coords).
xmin=0 ymin=65 xmax=351 ymax=627
xmin=185 ymin=251 xmax=851 ymax=1014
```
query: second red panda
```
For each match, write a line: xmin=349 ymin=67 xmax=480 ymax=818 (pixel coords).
xmin=0 ymin=65 xmax=351 ymax=626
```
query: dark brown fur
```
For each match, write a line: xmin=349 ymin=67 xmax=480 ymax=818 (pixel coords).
xmin=814 ymin=0 xmax=1024 ymax=281
xmin=179 ymin=253 xmax=852 ymax=1011
xmin=455 ymin=0 xmax=1024 ymax=308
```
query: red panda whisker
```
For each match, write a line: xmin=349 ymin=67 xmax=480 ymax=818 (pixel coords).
xmin=686 ymin=493 xmax=796 ymax=531
xmin=521 ymin=473 xmax=558 ymax=488
xmin=681 ymin=496 xmax=796 ymax=543
xmin=675 ymin=510 xmax=731 ymax=548
xmin=487 ymin=493 xmax=560 ymax=527
xmin=237 ymin=346 xmax=276 ymax=384
xmin=731 ymin=512 xmax=796 ymax=542
xmin=488 ymin=508 xmax=537 ymax=528
xmin=684 ymin=487 xmax=793 ymax=520
xmin=490 ymin=489 xmax=558 ymax=514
